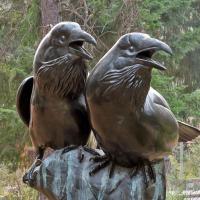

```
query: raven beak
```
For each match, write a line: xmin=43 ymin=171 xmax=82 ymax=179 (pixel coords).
xmin=134 ymin=36 xmax=172 ymax=70
xmin=69 ymin=29 xmax=97 ymax=60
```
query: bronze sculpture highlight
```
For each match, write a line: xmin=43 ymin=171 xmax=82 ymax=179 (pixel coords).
xmin=86 ymin=33 xmax=200 ymax=178
xmin=16 ymin=22 xmax=96 ymax=185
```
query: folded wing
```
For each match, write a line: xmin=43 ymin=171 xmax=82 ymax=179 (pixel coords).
xmin=16 ymin=76 xmax=33 ymax=126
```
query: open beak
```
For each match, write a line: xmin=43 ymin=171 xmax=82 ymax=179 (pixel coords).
xmin=132 ymin=36 xmax=172 ymax=70
xmin=68 ymin=29 xmax=97 ymax=60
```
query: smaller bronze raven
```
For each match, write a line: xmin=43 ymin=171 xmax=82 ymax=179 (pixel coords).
xmin=86 ymin=33 xmax=200 ymax=179
xmin=16 ymin=22 xmax=96 ymax=184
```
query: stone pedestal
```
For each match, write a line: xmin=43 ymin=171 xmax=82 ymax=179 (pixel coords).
xmin=27 ymin=147 xmax=166 ymax=200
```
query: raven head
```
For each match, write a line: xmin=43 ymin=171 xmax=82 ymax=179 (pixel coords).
xmin=34 ymin=22 xmax=96 ymax=72
xmin=109 ymin=32 xmax=172 ymax=71
xmin=33 ymin=22 xmax=96 ymax=97
xmin=97 ymin=33 xmax=172 ymax=108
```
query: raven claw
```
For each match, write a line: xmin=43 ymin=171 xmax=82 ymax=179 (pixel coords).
xmin=83 ymin=146 xmax=100 ymax=156
xmin=89 ymin=154 xmax=111 ymax=176
xmin=23 ymin=159 xmax=42 ymax=187
xmin=129 ymin=159 xmax=156 ymax=187
xmin=61 ymin=145 xmax=79 ymax=154
xmin=109 ymin=162 xmax=115 ymax=178
xmin=78 ymin=147 xmax=84 ymax=162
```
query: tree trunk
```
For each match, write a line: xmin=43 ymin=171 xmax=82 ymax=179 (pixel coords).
xmin=40 ymin=0 xmax=61 ymax=36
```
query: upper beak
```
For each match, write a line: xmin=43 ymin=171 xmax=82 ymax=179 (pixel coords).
xmin=132 ymin=35 xmax=172 ymax=70
xmin=68 ymin=29 xmax=97 ymax=60
xmin=140 ymin=37 xmax=173 ymax=55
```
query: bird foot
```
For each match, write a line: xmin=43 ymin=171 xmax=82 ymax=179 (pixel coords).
xmin=145 ymin=160 xmax=156 ymax=184
xmin=61 ymin=145 xmax=79 ymax=154
xmin=78 ymin=146 xmax=102 ymax=163
xmin=78 ymin=146 xmax=84 ymax=163
xmin=62 ymin=145 xmax=100 ymax=163
xmin=23 ymin=159 xmax=42 ymax=186
xmin=83 ymin=146 xmax=100 ymax=156
xmin=109 ymin=162 xmax=116 ymax=178
xmin=129 ymin=159 xmax=156 ymax=187
xmin=89 ymin=154 xmax=112 ymax=176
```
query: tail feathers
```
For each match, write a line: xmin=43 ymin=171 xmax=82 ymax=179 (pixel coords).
xmin=178 ymin=121 xmax=200 ymax=142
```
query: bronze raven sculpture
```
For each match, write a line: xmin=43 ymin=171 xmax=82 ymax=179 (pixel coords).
xmin=16 ymin=22 xmax=96 ymax=184
xmin=86 ymin=33 xmax=200 ymax=178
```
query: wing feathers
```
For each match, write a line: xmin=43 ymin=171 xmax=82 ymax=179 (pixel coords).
xmin=16 ymin=76 xmax=33 ymax=126
xmin=178 ymin=121 xmax=200 ymax=142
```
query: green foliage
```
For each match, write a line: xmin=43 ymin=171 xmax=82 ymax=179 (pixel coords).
xmin=0 ymin=56 xmax=30 ymax=168
xmin=0 ymin=107 xmax=26 ymax=168
xmin=166 ymin=192 xmax=185 ymax=200
xmin=139 ymin=0 xmax=193 ymax=34
xmin=138 ymin=0 xmax=200 ymax=89
xmin=152 ymin=70 xmax=200 ymax=124
xmin=172 ymin=28 xmax=200 ymax=61
xmin=16 ymin=0 xmax=40 ymax=47
xmin=151 ymin=70 xmax=186 ymax=118
xmin=185 ymin=138 xmax=200 ymax=177
xmin=0 ymin=164 xmax=38 ymax=199
xmin=166 ymin=138 xmax=200 ymax=197
xmin=0 ymin=0 xmax=40 ymax=168
xmin=87 ymin=0 xmax=122 ymax=33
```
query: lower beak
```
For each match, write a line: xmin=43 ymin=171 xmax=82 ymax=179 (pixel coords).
xmin=69 ymin=29 xmax=97 ymax=60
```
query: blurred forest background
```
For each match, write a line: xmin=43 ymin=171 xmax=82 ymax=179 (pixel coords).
xmin=0 ymin=0 xmax=200 ymax=199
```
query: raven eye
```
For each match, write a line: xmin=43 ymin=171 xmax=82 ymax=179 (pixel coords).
xmin=57 ymin=35 xmax=67 ymax=46
xmin=60 ymin=35 xmax=66 ymax=42
xmin=129 ymin=46 xmax=134 ymax=52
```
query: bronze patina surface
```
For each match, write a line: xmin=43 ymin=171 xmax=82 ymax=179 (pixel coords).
xmin=86 ymin=33 xmax=200 ymax=169
xmin=16 ymin=22 xmax=96 ymax=184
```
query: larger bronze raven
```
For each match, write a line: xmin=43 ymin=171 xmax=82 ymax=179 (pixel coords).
xmin=16 ymin=22 xmax=96 ymax=183
xmin=86 ymin=33 xmax=200 ymax=177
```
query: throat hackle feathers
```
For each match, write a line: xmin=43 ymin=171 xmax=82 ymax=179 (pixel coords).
xmin=36 ymin=55 xmax=87 ymax=98
xmin=101 ymin=65 xmax=151 ymax=110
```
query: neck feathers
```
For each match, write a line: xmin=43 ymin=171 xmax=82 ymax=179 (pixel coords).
xmin=35 ymin=55 xmax=87 ymax=99
xmin=101 ymin=65 xmax=151 ymax=110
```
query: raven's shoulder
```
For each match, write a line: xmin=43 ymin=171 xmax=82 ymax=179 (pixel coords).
xmin=148 ymin=87 xmax=170 ymax=109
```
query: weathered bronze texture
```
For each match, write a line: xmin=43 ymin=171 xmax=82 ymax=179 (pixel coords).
xmin=86 ymin=33 xmax=200 ymax=168
xmin=28 ymin=147 xmax=166 ymax=200
xmin=16 ymin=22 xmax=96 ymax=184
